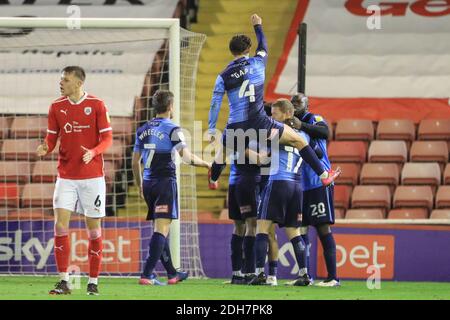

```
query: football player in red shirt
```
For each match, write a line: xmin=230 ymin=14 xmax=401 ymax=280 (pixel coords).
xmin=36 ymin=66 xmax=113 ymax=296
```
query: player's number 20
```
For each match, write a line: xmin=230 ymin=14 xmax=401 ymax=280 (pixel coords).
xmin=239 ymin=80 xmax=256 ymax=102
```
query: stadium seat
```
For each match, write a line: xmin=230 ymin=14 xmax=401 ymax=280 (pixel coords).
xmin=393 ymin=186 xmax=433 ymax=211
xmin=104 ymin=139 xmax=125 ymax=166
xmin=0 ymin=117 xmax=11 ymax=139
xmin=444 ymin=164 xmax=450 ymax=185
xmin=0 ymin=139 xmax=40 ymax=161
xmin=418 ymin=119 xmax=450 ymax=140
xmin=333 ymin=185 xmax=352 ymax=209
xmin=351 ymin=185 xmax=391 ymax=211
xmin=345 ymin=209 xmax=385 ymax=220
xmin=360 ymin=163 xmax=399 ymax=186
xmin=331 ymin=163 xmax=359 ymax=185
xmin=10 ymin=116 xmax=47 ymax=138
xmin=7 ymin=208 xmax=52 ymax=220
xmin=0 ymin=183 xmax=20 ymax=207
xmin=21 ymin=183 xmax=54 ymax=207
xmin=430 ymin=210 xmax=450 ymax=220
xmin=409 ymin=141 xmax=448 ymax=163
xmin=401 ymin=162 xmax=441 ymax=187
xmin=328 ymin=141 xmax=367 ymax=163
xmin=368 ymin=140 xmax=408 ymax=163
xmin=435 ymin=186 xmax=450 ymax=209
xmin=334 ymin=208 xmax=345 ymax=219
xmin=388 ymin=208 xmax=429 ymax=219
xmin=31 ymin=161 xmax=58 ymax=183
xmin=376 ymin=119 xmax=416 ymax=142
xmin=0 ymin=161 xmax=32 ymax=184
xmin=334 ymin=119 xmax=374 ymax=141
xmin=110 ymin=117 xmax=134 ymax=144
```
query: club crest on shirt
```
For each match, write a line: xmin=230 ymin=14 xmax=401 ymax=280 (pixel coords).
xmin=84 ymin=107 xmax=92 ymax=115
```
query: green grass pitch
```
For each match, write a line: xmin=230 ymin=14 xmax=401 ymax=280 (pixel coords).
xmin=0 ymin=276 xmax=449 ymax=300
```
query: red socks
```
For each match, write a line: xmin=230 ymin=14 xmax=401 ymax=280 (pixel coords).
xmin=54 ymin=235 xmax=70 ymax=273
xmin=88 ymin=237 xmax=103 ymax=278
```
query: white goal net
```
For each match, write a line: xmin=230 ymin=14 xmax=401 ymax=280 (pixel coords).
xmin=0 ymin=18 xmax=207 ymax=278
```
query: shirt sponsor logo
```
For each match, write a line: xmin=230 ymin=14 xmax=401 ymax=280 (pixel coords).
xmin=155 ymin=205 xmax=169 ymax=213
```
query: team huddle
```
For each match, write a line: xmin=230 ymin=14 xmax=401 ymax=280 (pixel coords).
xmin=39 ymin=14 xmax=339 ymax=296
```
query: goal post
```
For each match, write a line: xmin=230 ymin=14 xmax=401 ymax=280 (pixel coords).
xmin=0 ymin=17 xmax=206 ymax=277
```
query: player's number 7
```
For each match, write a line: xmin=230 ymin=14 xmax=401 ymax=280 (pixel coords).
xmin=239 ymin=79 xmax=255 ymax=102
xmin=144 ymin=143 xmax=156 ymax=169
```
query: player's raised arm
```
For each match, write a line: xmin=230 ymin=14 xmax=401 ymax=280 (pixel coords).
xmin=251 ymin=14 xmax=268 ymax=60
xmin=208 ymin=75 xmax=225 ymax=140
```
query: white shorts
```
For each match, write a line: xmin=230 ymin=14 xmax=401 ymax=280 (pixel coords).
xmin=53 ymin=177 xmax=106 ymax=218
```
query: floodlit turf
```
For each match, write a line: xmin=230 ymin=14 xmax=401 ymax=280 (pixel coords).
xmin=0 ymin=276 xmax=449 ymax=300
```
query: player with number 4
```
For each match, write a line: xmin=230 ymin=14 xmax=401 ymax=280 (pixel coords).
xmin=207 ymin=14 xmax=340 ymax=190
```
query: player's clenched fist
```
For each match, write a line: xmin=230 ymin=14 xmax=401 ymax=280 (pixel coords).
xmin=251 ymin=14 xmax=262 ymax=26
xmin=36 ymin=142 xmax=49 ymax=157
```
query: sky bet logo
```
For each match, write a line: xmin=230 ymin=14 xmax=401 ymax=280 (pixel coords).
xmin=0 ymin=229 xmax=141 ymax=272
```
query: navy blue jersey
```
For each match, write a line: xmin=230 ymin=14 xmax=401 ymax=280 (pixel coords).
xmin=269 ymin=130 xmax=309 ymax=182
xmin=300 ymin=113 xmax=331 ymax=190
xmin=208 ymin=25 xmax=268 ymax=133
xmin=229 ymin=151 xmax=261 ymax=185
xmin=133 ymin=117 xmax=186 ymax=180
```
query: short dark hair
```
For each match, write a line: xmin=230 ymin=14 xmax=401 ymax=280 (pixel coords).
xmin=152 ymin=89 xmax=174 ymax=114
xmin=62 ymin=66 xmax=86 ymax=82
xmin=229 ymin=34 xmax=252 ymax=56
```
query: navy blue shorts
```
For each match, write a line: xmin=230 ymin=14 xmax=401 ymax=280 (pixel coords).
xmin=301 ymin=185 xmax=335 ymax=226
xmin=258 ymin=180 xmax=302 ymax=228
xmin=143 ymin=178 xmax=178 ymax=221
xmin=228 ymin=176 xmax=260 ymax=221
xmin=221 ymin=114 xmax=285 ymax=152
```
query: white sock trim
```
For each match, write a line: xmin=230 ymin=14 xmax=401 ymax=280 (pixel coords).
xmin=60 ymin=272 xmax=69 ymax=282
xmin=88 ymin=277 xmax=98 ymax=285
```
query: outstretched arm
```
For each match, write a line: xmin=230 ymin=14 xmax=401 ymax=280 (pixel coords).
xmin=251 ymin=14 xmax=268 ymax=60
xmin=178 ymin=147 xmax=211 ymax=169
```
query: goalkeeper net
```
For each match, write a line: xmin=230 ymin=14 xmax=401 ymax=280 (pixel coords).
xmin=0 ymin=18 xmax=207 ymax=278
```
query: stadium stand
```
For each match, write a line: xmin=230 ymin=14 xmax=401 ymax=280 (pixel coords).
xmin=409 ymin=141 xmax=449 ymax=164
xmin=0 ymin=161 xmax=32 ymax=184
xmin=360 ymin=163 xmax=399 ymax=187
xmin=334 ymin=119 xmax=374 ymax=141
xmin=328 ymin=141 xmax=367 ymax=163
xmin=9 ymin=116 xmax=47 ymax=139
xmin=401 ymin=162 xmax=441 ymax=190
xmin=376 ymin=119 xmax=416 ymax=142
xmin=368 ymin=140 xmax=408 ymax=163
xmin=351 ymin=185 xmax=391 ymax=213
xmin=435 ymin=186 xmax=450 ymax=209
xmin=393 ymin=186 xmax=434 ymax=212
xmin=0 ymin=183 xmax=20 ymax=208
xmin=444 ymin=164 xmax=450 ymax=185
xmin=32 ymin=161 xmax=58 ymax=183
xmin=21 ymin=183 xmax=55 ymax=208
xmin=430 ymin=210 xmax=450 ymax=219
xmin=345 ymin=209 xmax=385 ymax=220
xmin=417 ymin=119 xmax=450 ymax=140
xmin=388 ymin=208 xmax=429 ymax=219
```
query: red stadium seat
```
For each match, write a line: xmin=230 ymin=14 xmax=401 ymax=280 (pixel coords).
xmin=0 ymin=139 xmax=40 ymax=161
xmin=376 ymin=119 xmax=416 ymax=142
xmin=0 ymin=117 xmax=11 ymax=140
xmin=393 ymin=186 xmax=433 ymax=211
xmin=444 ymin=164 xmax=450 ymax=185
xmin=0 ymin=183 xmax=20 ymax=208
xmin=401 ymin=162 xmax=441 ymax=187
xmin=351 ymin=185 xmax=391 ymax=211
xmin=110 ymin=117 xmax=134 ymax=144
xmin=388 ymin=208 xmax=428 ymax=219
xmin=430 ymin=210 xmax=450 ymax=220
xmin=435 ymin=186 xmax=450 ymax=209
xmin=331 ymin=163 xmax=359 ymax=185
xmin=360 ymin=163 xmax=399 ymax=186
xmin=328 ymin=141 xmax=367 ymax=163
xmin=333 ymin=185 xmax=352 ymax=209
xmin=32 ymin=161 xmax=58 ymax=183
xmin=334 ymin=208 xmax=345 ymax=219
xmin=10 ymin=116 xmax=48 ymax=138
xmin=345 ymin=209 xmax=385 ymax=219
xmin=409 ymin=141 xmax=448 ymax=163
xmin=7 ymin=208 xmax=53 ymax=220
xmin=418 ymin=119 xmax=450 ymax=140
xmin=21 ymin=183 xmax=54 ymax=208
xmin=368 ymin=141 xmax=408 ymax=163
xmin=335 ymin=119 xmax=374 ymax=141
xmin=0 ymin=161 xmax=32 ymax=184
